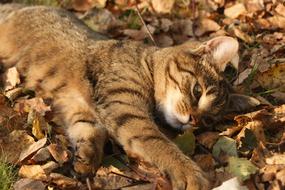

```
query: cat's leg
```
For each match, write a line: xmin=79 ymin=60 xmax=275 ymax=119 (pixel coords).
xmin=100 ymin=101 xmax=209 ymax=190
xmin=51 ymin=88 xmax=107 ymax=175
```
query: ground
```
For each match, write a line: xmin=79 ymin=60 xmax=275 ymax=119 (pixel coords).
xmin=0 ymin=0 xmax=285 ymax=190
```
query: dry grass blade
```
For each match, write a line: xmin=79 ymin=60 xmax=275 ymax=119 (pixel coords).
xmin=135 ymin=2 xmax=157 ymax=46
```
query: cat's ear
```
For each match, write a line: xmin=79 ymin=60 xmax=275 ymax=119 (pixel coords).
xmin=204 ymin=36 xmax=239 ymax=72
xmin=227 ymin=94 xmax=260 ymax=112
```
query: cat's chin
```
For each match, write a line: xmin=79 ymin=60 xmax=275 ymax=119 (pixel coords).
xmin=164 ymin=116 xmax=194 ymax=131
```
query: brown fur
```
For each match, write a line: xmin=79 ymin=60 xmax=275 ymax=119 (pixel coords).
xmin=0 ymin=4 xmax=260 ymax=190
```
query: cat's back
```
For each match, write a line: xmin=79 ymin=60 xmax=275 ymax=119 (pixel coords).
xmin=0 ymin=4 xmax=106 ymax=55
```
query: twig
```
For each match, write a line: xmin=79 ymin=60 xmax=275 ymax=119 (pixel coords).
xmin=134 ymin=3 xmax=158 ymax=46
xmin=86 ymin=177 xmax=92 ymax=190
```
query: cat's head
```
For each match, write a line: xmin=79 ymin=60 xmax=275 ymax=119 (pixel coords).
xmin=153 ymin=36 xmax=259 ymax=130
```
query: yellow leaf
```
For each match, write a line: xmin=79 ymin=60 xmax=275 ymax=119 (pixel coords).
xmin=32 ymin=117 xmax=45 ymax=140
xmin=256 ymin=64 xmax=285 ymax=92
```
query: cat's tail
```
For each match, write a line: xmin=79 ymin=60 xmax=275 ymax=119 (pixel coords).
xmin=0 ymin=3 xmax=24 ymax=23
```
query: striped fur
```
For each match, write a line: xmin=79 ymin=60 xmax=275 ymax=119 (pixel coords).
xmin=0 ymin=4 xmax=255 ymax=190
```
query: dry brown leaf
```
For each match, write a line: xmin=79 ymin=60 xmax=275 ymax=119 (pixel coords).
xmin=42 ymin=161 xmax=59 ymax=174
xmin=30 ymin=147 xmax=51 ymax=163
xmin=194 ymin=18 xmax=220 ymax=36
xmin=72 ymin=0 xmax=106 ymax=11
xmin=94 ymin=166 xmax=137 ymax=189
xmin=0 ymin=130 xmax=35 ymax=163
xmin=256 ymin=64 xmax=285 ymax=92
xmin=24 ymin=98 xmax=51 ymax=116
xmin=245 ymin=0 xmax=264 ymax=13
xmin=196 ymin=132 xmax=220 ymax=149
xmin=250 ymin=142 xmax=268 ymax=168
xmin=275 ymin=4 xmax=285 ymax=17
xmin=3 ymin=67 xmax=20 ymax=91
xmin=276 ymin=168 xmax=285 ymax=187
xmin=220 ymin=125 xmax=243 ymax=137
xmin=18 ymin=138 xmax=47 ymax=163
xmin=47 ymin=144 xmax=70 ymax=164
xmin=224 ymin=3 xmax=247 ymax=19
xmin=156 ymin=34 xmax=173 ymax=47
xmin=236 ymin=120 xmax=266 ymax=144
xmin=266 ymin=154 xmax=285 ymax=165
xmin=260 ymin=164 xmax=284 ymax=182
xmin=268 ymin=16 xmax=285 ymax=30
xmin=234 ymin=68 xmax=252 ymax=85
xmin=49 ymin=173 xmax=80 ymax=188
xmin=18 ymin=165 xmax=47 ymax=180
xmin=271 ymin=92 xmax=285 ymax=103
xmin=232 ymin=27 xmax=254 ymax=43
xmin=160 ymin=18 xmax=173 ymax=32
xmin=0 ymin=95 xmax=26 ymax=132
xmin=151 ymin=0 xmax=175 ymax=13
xmin=4 ymin=87 xmax=23 ymax=101
xmin=193 ymin=154 xmax=216 ymax=171
xmin=124 ymin=24 xmax=156 ymax=41
xmin=13 ymin=178 xmax=46 ymax=190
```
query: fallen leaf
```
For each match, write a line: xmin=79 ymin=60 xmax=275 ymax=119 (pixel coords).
xmin=24 ymin=98 xmax=51 ymax=116
xmin=196 ymin=132 xmax=219 ymax=149
xmin=275 ymin=4 xmax=285 ymax=17
xmin=173 ymin=130 xmax=195 ymax=155
xmin=232 ymin=27 xmax=254 ymax=43
xmin=13 ymin=178 xmax=46 ymax=190
xmin=212 ymin=136 xmax=238 ymax=158
xmin=47 ymin=144 xmax=70 ymax=164
xmin=0 ymin=130 xmax=35 ymax=163
xmin=18 ymin=165 xmax=47 ymax=180
xmin=18 ymin=138 xmax=47 ymax=163
xmin=266 ymin=154 xmax=285 ymax=165
xmin=30 ymin=147 xmax=51 ymax=163
xmin=212 ymin=177 xmax=249 ymax=190
xmin=194 ymin=18 xmax=221 ymax=36
xmin=42 ymin=161 xmax=59 ymax=174
xmin=227 ymin=157 xmax=258 ymax=181
xmin=151 ymin=0 xmax=175 ymax=13
xmin=160 ymin=18 xmax=172 ymax=32
xmin=194 ymin=154 xmax=216 ymax=171
xmin=124 ymin=24 xmax=156 ymax=41
xmin=224 ymin=3 xmax=247 ymax=19
xmin=234 ymin=68 xmax=252 ymax=85
xmin=256 ymin=63 xmax=285 ymax=92
xmin=3 ymin=67 xmax=20 ymax=91
xmin=72 ymin=0 xmax=107 ymax=11
xmin=49 ymin=173 xmax=80 ymax=188
xmin=260 ymin=164 xmax=284 ymax=182
xmin=245 ymin=0 xmax=264 ymax=13
xmin=32 ymin=116 xmax=45 ymax=140
xmin=268 ymin=16 xmax=285 ymax=30
xmin=155 ymin=34 xmax=173 ymax=47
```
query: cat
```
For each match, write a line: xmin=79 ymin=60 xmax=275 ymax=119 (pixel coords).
xmin=0 ymin=4 xmax=259 ymax=190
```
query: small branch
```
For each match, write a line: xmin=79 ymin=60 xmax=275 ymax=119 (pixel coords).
xmin=134 ymin=3 xmax=158 ymax=46
xmin=86 ymin=177 xmax=92 ymax=190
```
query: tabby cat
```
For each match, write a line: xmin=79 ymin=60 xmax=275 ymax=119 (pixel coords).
xmin=0 ymin=4 xmax=259 ymax=190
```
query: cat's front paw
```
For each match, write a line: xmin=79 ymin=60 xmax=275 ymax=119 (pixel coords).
xmin=167 ymin=158 xmax=210 ymax=190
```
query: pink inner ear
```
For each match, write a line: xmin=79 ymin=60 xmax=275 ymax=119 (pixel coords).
xmin=206 ymin=36 xmax=239 ymax=72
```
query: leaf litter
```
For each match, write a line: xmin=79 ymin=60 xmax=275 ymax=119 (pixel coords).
xmin=0 ymin=0 xmax=284 ymax=189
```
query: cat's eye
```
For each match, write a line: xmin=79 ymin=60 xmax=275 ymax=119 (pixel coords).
xmin=193 ymin=83 xmax=202 ymax=99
